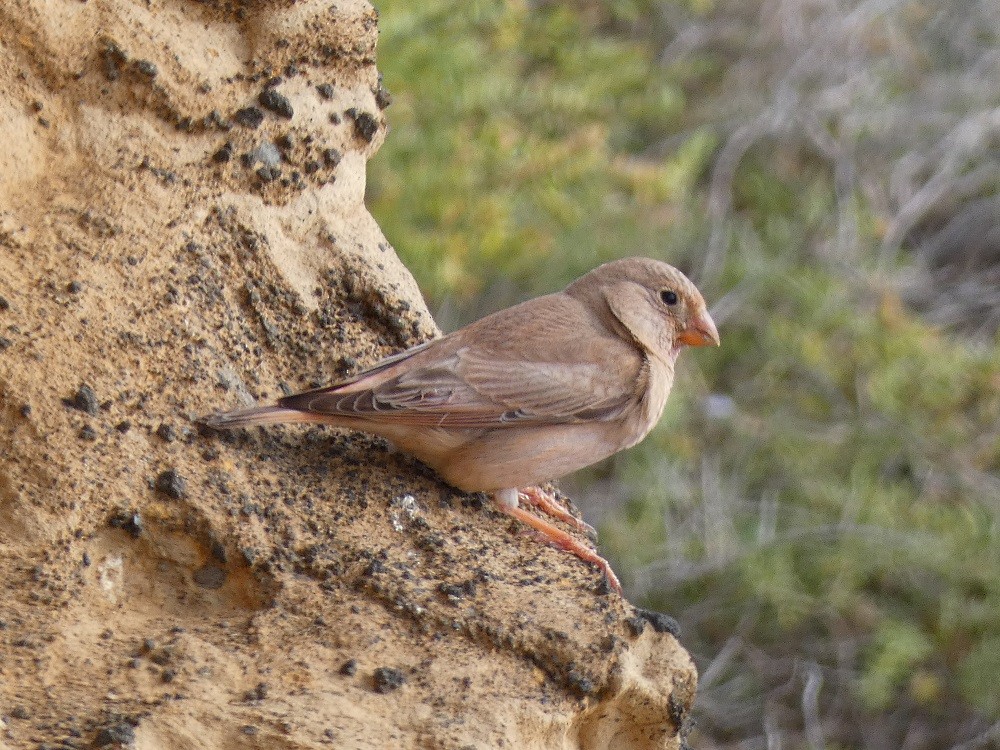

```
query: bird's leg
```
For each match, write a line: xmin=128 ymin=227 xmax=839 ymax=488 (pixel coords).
xmin=493 ymin=489 xmax=622 ymax=594
xmin=517 ymin=486 xmax=597 ymax=539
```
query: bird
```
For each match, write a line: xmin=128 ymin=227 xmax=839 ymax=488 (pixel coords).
xmin=202 ymin=257 xmax=720 ymax=593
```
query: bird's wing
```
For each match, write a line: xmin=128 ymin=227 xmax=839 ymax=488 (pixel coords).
xmin=278 ymin=294 xmax=647 ymax=428
xmin=454 ymin=348 xmax=643 ymax=423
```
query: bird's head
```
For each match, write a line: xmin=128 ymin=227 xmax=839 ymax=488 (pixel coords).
xmin=566 ymin=257 xmax=720 ymax=362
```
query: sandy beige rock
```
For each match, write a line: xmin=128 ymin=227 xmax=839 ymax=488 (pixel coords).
xmin=0 ymin=1 xmax=697 ymax=748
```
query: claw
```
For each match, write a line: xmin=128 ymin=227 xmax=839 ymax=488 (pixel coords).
xmin=517 ymin=486 xmax=597 ymax=539
xmin=495 ymin=498 xmax=622 ymax=594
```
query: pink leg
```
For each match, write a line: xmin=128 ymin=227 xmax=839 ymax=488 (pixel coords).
xmin=496 ymin=501 xmax=622 ymax=594
xmin=518 ymin=486 xmax=597 ymax=538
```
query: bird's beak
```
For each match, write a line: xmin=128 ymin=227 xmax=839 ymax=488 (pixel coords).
xmin=677 ymin=309 xmax=720 ymax=347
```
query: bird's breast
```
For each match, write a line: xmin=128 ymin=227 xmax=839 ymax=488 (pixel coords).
xmin=621 ymin=356 xmax=674 ymax=450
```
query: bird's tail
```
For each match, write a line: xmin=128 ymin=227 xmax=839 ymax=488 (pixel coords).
xmin=200 ymin=404 xmax=324 ymax=430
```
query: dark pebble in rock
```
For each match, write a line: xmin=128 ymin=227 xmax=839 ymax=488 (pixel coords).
xmin=0 ymin=296 xmax=8 ymax=310
xmin=346 ymin=108 xmax=378 ymax=142
xmin=567 ymin=671 xmax=594 ymax=696
xmin=259 ymin=89 xmax=293 ymax=119
xmin=439 ymin=581 xmax=475 ymax=600
xmin=19 ymin=404 xmax=31 ymax=418
xmin=67 ymin=280 xmax=83 ymax=293
xmin=244 ymin=682 xmax=268 ymax=701
xmin=322 ymin=148 xmax=342 ymax=167
xmin=155 ymin=469 xmax=186 ymax=500
xmin=94 ymin=723 xmax=135 ymax=747
xmin=156 ymin=423 xmax=176 ymax=442
xmin=463 ymin=493 xmax=487 ymax=510
xmin=240 ymin=725 xmax=259 ymax=736
xmin=150 ymin=649 xmax=172 ymax=666
xmin=79 ymin=425 xmax=97 ymax=441
xmin=625 ymin=616 xmax=647 ymax=636
xmin=233 ymin=106 xmax=264 ymax=129
xmin=596 ymin=575 xmax=615 ymax=596
xmin=109 ymin=510 xmax=143 ymax=537
xmin=374 ymin=83 xmax=392 ymax=110
xmin=257 ymin=166 xmax=281 ymax=182
xmin=115 ymin=420 xmax=131 ymax=433
xmin=372 ymin=667 xmax=405 ymax=693
xmin=161 ymin=668 xmax=177 ymax=683
xmin=316 ymin=83 xmax=334 ymax=100
xmin=10 ymin=706 xmax=29 ymax=720
xmin=364 ymin=559 xmax=385 ymax=576
xmin=192 ymin=565 xmax=227 ymax=589
xmin=339 ymin=659 xmax=357 ymax=676
xmin=210 ymin=540 xmax=227 ymax=563
xmin=0 ymin=337 xmax=11 ymax=350
xmin=636 ymin=608 xmax=681 ymax=637
xmin=213 ymin=142 xmax=233 ymax=163
xmin=136 ymin=59 xmax=158 ymax=77
xmin=66 ymin=383 xmax=99 ymax=415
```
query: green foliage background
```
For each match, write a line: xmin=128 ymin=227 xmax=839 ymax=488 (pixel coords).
xmin=368 ymin=1 xmax=1000 ymax=746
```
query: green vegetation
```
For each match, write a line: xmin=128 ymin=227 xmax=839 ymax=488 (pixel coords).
xmin=369 ymin=1 xmax=1000 ymax=746
xmin=368 ymin=3 xmax=708 ymax=309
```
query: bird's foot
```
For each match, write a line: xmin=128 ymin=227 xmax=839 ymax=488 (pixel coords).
xmin=495 ymin=500 xmax=622 ymax=595
xmin=517 ymin=486 xmax=597 ymax=540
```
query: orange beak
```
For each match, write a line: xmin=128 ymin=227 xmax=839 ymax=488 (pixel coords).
xmin=677 ymin=309 xmax=720 ymax=347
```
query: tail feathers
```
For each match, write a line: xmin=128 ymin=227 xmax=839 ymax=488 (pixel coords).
xmin=200 ymin=405 xmax=324 ymax=430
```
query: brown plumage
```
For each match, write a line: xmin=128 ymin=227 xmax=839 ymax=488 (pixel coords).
xmin=203 ymin=257 xmax=720 ymax=593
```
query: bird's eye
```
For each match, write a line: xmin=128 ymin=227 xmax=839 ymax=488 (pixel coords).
xmin=660 ymin=289 xmax=679 ymax=306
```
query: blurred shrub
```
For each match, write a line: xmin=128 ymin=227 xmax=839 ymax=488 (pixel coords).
xmin=369 ymin=1 xmax=713 ymax=316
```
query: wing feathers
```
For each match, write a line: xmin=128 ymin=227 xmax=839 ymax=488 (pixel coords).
xmin=278 ymin=293 xmax=646 ymax=429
